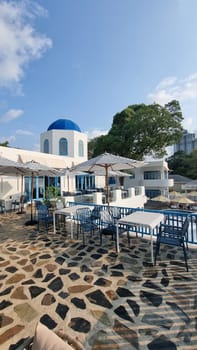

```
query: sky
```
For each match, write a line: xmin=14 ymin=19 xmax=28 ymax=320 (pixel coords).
xmin=0 ymin=0 xmax=197 ymax=152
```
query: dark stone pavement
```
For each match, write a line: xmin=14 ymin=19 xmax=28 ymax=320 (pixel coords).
xmin=0 ymin=212 xmax=197 ymax=349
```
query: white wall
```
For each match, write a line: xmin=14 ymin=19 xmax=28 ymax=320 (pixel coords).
xmin=0 ymin=175 xmax=22 ymax=200
xmin=40 ymin=129 xmax=87 ymax=163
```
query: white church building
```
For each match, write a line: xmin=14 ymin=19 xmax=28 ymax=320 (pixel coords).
xmin=0 ymin=118 xmax=173 ymax=209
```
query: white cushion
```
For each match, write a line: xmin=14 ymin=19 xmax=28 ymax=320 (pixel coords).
xmin=32 ymin=322 xmax=73 ymax=350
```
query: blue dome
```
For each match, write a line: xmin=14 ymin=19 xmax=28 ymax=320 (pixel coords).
xmin=47 ymin=119 xmax=81 ymax=132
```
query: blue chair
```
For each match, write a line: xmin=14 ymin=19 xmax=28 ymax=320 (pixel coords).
xmin=76 ymin=207 xmax=97 ymax=246
xmin=110 ymin=206 xmax=121 ymax=220
xmin=91 ymin=205 xmax=102 ymax=230
xmin=37 ymin=204 xmax=53 ymax=233
xmin=99 ymin=208 xmax=117 ymax=245
xmin=19 ymin=194 xmax=27 ymax=212
xmin=154 ymin=216 xmax=190 ymax=271
xmin=0 ymin=199 xmax=5 ymax=213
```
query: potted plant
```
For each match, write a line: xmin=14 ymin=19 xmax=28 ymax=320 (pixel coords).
xmin=44 ymin=185 xmax=60 ymax=208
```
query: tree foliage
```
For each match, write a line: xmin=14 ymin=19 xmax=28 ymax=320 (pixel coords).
xmin=167 ymin=151 xmax=197 ymax=179
xmin=0 ymin=141 xmax=9 ymax=147
xmin=89 ymin=100 xmax=183 ymax=160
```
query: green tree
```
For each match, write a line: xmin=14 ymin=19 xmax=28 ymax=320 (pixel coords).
xmin=168 ymin=150 xmax=197 ymax=179
xmin=89 ymin=100 xmax=183 ymax=160
xmin=0 ymin=141 xmax=9 ymax=147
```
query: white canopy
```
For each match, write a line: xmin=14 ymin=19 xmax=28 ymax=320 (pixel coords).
xmin=0 ymin=156 xmax=27 ymax=176
xmin=72 ymin=152 xmax=144 ymax=205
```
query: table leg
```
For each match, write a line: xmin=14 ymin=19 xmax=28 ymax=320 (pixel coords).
xmin=70 ymin=212 xmax=74 ymax=239
xmin=116 ymin=224 xmax=120 ymax=253
xmin=150 ymin=230 xmax=154 ymax=263
xmin=53 ymin=212 xmax=56 ymax=234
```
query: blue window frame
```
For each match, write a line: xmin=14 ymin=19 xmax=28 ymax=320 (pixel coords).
xmin=43 ymin=139 xmax=49 ymax=153
xmin=144 ymin=171 xmax=161 ymax=180
xmin=76 ymin=175 xmax=95 ymax=191
xmin=78 ymin=140 xmax=84 ymax=157
xmin=59 ymin=138 xmax=68 ymax=155
xmin=24 ymin=176 xmax=60 ymax=201
xmin=109 ymin=176 xmax=116 ymax=185
xmin=145 ymin=189 xmax=161 ymax=199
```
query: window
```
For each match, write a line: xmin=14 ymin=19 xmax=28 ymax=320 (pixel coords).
xmin=78 ymin=140 xmax=84 ymax=157
xmin=144 ymin=171 xmax=161 ymax=180
xmin=59 ymin=138 xmax=68 ymax=155
xmin=164 ymin=170 xmax=168 ymax=179
xmin=76 ymin=175 xmax=95 ymax=191
xmin=145 ymin=189 xmax=161 ymax=199
xmin=43 ymin=139 xmax=49 ymax=153
xmin=109 ymin=176 xmax=116 ymax=185
xmin=24 ymin=176 xmax=60 ymax=201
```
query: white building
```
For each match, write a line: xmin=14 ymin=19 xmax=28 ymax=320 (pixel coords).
xmin=0 ymin=118 xmax=173 ymax=209
xmin=124 ymin=159 xmax=173 ymax=199
xmin=174 ymin=129 xmax=197 ymax=155
xmin=40 ymin=119 xmax=87 ymax=163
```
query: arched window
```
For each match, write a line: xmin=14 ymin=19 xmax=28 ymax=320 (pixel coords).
xmin=59 ymin=138 xmax=68 ymax=155
xmin=78 ymin=140 xmax=84 ymax=157
xmin=43 ymin=139 xmax=49 ymax=153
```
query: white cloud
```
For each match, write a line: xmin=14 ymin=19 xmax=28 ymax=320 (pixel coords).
xmin=85 ymin=128 xmax=108 ymax=140
xmin=0 ymin=135 xmax=16 ymax=143
xmin=0 ymin=0 xmax=52 ymax=92
xmin=16 ymin=129 xmax=34 ymax=135
xmin=156 ymin=76 xmax=177 ymax=90
xmin=148 ymin=74 xmax=197 ymax=106
xmin=183 ymin=117 xmax=193 ymax=130
xmin=0 ymin=109 xmax=24 ymax=122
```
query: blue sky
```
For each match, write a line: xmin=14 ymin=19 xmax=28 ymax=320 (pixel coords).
xmin=0 ymin=0 xmax=197 ymax=151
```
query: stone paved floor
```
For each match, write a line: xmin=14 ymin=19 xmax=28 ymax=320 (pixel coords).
xmin=1 ymin=211 xmax=197 ymax=349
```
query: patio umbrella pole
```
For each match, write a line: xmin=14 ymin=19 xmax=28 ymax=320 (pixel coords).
xmin=16 ymin=174 xmax=25 ymax=214
xmin=25 ymin=172 xmax=37 ymax=226
xmin=105 ymin=165 xmax=110 ymax=206
xmin=67 ymin=172 xmax=70 ymax=194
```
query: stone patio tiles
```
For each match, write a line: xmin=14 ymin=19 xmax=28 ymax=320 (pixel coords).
xmin=0 ymin=211 xmax=197 ymax=349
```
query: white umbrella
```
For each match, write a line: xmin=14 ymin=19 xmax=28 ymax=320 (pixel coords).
xmin=186 ymin=191 xmax=197 ymax=201
xmin=24 ymin=160 xmax=63 ymax=225
xmin=62 ymin=167 xmax=88 ymax=193
xmin=88 ymin=169 xmax=131 ymax=190
xmin=0 ymin=157 xmax=31 ymax=214
xmin=169 ymin=191 xmax=182 ymax=199
xmin=71 ymin=152 xmax=144 ymax=205
xmin=151 ymin=195 xmax=170 ymax=202
xmin=174 ymin=196 xmax=194 ymax=204
xmin=89 ymin=169 xmax=131 ymax=177
xmin=187 ymin=191 xmax=197 ymax=196
xmin=0 ymin=156 xmax=27 ymax=175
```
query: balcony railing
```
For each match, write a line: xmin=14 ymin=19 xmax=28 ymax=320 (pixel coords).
xmin=70 ymin=201 xmax=197 ymax=246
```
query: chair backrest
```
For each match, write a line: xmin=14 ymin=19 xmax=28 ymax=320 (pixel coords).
xmin=35 ymin=200 xmax=43 ymax=209
xmin=182 ymin=216 xmax=189 ymax=234
xmin=37 ymin=204 xmax=49 ymax=220
xmin=20 ymin=195 xmax=27 ymax=204
xmin=0 ymin=199 xmax=5 ymax=212
xmin=76 ymin=207 xmax=92 ymax=225
xmin=160 ymin=215 xmax=190 ymax=241
xmin=109 ymin=207 xmax=121 ymax=220
xmin=91 ymin=206 xmax=102 ymax=221
xmin=99 ymin=208 xmax=114 ymax=225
